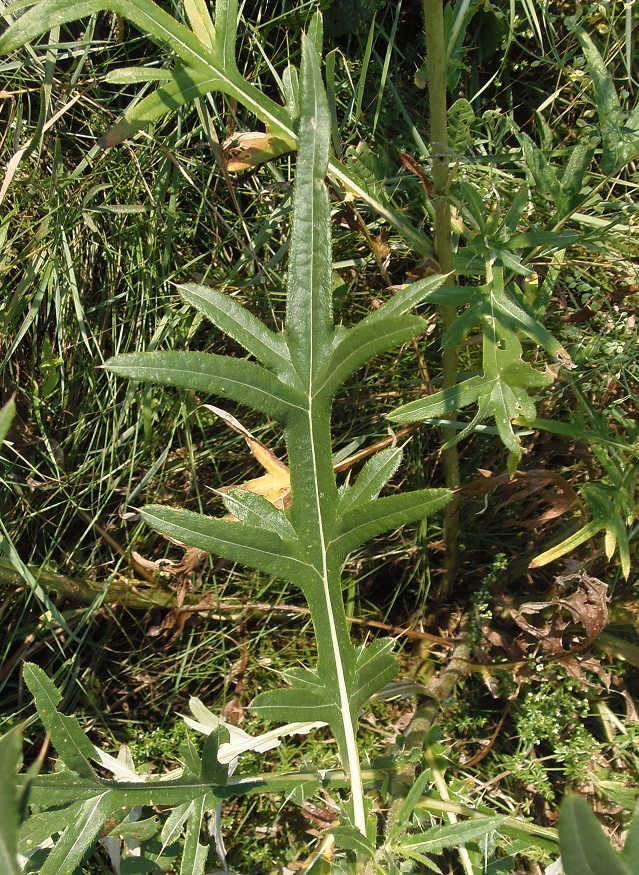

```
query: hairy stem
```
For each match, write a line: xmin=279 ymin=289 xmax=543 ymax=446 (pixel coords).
xmin=422 ymin=0 xmax=460 ymax=596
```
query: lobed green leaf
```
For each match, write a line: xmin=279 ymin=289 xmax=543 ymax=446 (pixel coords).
xmin=389 ymin=375 xmax=486 ymax=423
xmin=37 ymin=791 xmax=122 ymax=875
xmin=364 ymin=272 xmax=449 ymax=323
xmin=285 ymin=34 xmax=333 ymax=381
xmin=316 ymin=315 xmax=427 ymax=398
xmin=18 ymin=799 xmax=89 ymax=856
xmin=101 ymin=67 xmax=226 ymax=148
xmin=337 ymin=448 xmax=403 ymax=515
xmin=219 ymin=489 xmax=296 ymax=538
xmin=396 ymin=815 xmax=506 ymax=855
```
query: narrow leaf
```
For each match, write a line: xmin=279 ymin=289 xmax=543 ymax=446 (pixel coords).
xmin=285 ymin=33 xmax=333 ymax=380
xmin=441 ymin=302 xmax=483 ymax=348
xmin=529 ymin=520 xmax=603 ymax=569
xmin=620 ymin=804 xmax=639 ymax=871
xmin=38 ymin=791 xmax=121 ymax=875
xmin=351 ymin=639 xmax=397 ymax=710
xmin=0 ymin=395 xmax=16 ymax=447
xmin=330 ymin=824 xmax=374 ymax=857
xmin=573 ymin=27 xmax=626 ymax=174
xmin=213 ymin=0 xmax=238 ymax=71
xmin=387 ymin=768 xmax=433 ymax=840
xmin=160 ymin=801 xmax=191 ymax=851
xmin=180 ymin=797 xmax=210 ymax=875
xmin=317 ymin=315 xmax=427 ymax=398
xmin=389 ymin=375 xmax=486 ymax=423
xmin=331 ymin=489 xmax=451 ymax=558
xmin=17 ymin=799 xmax=87 ymax=855
xmin=23 ymin=665 xmax=97 ymax=779
xmin=491 ymin=284 xmax=569 ymax=360
xmin=178 ymin=283 xmax=295 ymax=378
xmin=337 ymin=448 xmax=403 ymax=515
xmin=397 ymin=816 xmax=506 ymax=854
xmin=183 ymin=0 xmax=215 ymax=50
xmin=0 ymin=728 xmax=22 ymax=875
xmin=219 ymin=489 xmax=296 ymax=537
xmin=559 ymin=796 xmax=629 ymax=875
xmin=0 ymin=0 xmax=221 ymax=74
xmin=104 ymin=67 xmax=176 ymax=84
xmin=364 ymin=272 xmax=449 ymax=323
xmin=104 ymin=351 xmax=303 ymax=420
xmin=140 ymin=506 xmax=314 ymax=585
xmin=101 ymin=67 xmax=226 ymax=148
xmin=252 ymin=669 xmax=336 ymax=726
xmin=201 ymin=728 xmax=229 ymax=786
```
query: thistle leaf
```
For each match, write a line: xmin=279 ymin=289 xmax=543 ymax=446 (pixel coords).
xmin=317 ymin=315 xmax=427 ymax=398
xmin=394 ymin=816 xmax=506 ymax=858
xmin=331 ymin=489 xmax=451 ymax=559
xmin=337 ymin=448 xmax=403 ymax=515
xmin=388 ymin=374 xmax=486 ymax=423
xmin=140 ymin=506 xmax=314 ymax=584
xmin=180 ymin=796 xmax=209 ymax=875
xmin=104 ymin=351 xmax=304 ymax=420
xmin=390 ymin=267 xmax=555 ymax=458
xmin=101 ymin=66 xmax=225 ymax=148
xmin=178 ymin=283 xmax=295 ymax=379
xmin=182 ymin=0 xmax=215 ymax=50
xmin=219 ymin=488 xmax=296 ymax=538
xmin=37 ymin=792 xmax=122 ymax=875
xmin=364 ymin=272 xmax=449 ymax=322
xmin=285 ymin=35 xmax=333 ymax=381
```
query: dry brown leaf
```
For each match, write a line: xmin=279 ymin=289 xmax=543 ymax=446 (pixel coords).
xmin=461 ymin=468 xmax=582 ymax=530
xmin=509 ymin=572 xmax=610 ymax=685
xmin=222 ymin=131 xmax=292 ymax=172
xmin=200 ymin=403 xmax=291 ymax=509
xmin=399 ymin=151 xmax=433 ymax=196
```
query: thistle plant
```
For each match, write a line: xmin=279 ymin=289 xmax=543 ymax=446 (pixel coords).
xmin=104 ymin=28 xmax=451 ymax=833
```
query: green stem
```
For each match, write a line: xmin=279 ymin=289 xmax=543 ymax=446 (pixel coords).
xmin=422 ymin=0 xmax=460 ymax=597
xmin=286 ymin=405 xmax=366 ymax=834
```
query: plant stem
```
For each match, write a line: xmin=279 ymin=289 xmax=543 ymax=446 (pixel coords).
xmin=287 ymin=407 xmax=367 ymax=834
xmin=422 ymin=0 xmax=460 ymax=597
